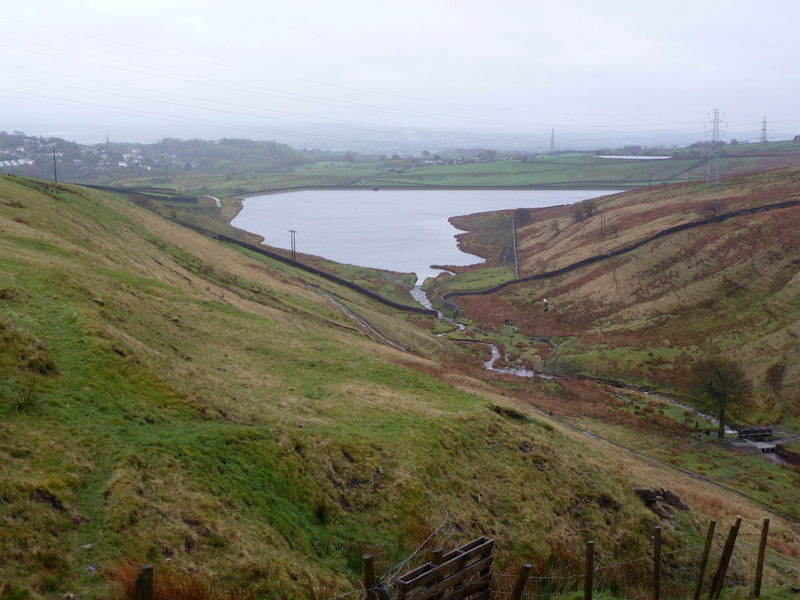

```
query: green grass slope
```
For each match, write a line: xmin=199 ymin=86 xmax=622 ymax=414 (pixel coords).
xmin=1 ymin=177 xmax=797 ymax=599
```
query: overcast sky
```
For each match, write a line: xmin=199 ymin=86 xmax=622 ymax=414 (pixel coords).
xmin=2 ymin=0 xmax=799 ymax=150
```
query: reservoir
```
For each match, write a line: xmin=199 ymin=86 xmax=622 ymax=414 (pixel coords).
xmin=232 ymin=188 xmax=615 ymax=283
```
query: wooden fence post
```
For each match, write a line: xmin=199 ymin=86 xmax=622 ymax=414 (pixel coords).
xmin=363 ymin=554 xmax=377 ymax=600
xmin=431 ymin=547 xmax=444 ymax=600
xmin=708 ymin=516 xmax=742 ymax=599
xmin=751 ymin=518 xmax=770 ymax=599
xmin=134 ymin=565 xmax=153 ymax=600
xmin=693 ymin=520 xmax=716 ymax=600
xmin=584 ymin=541 xmax=594 ymax=600
xmin=654 ymin=526 xmax=662 ymax=600
xmin=510 ymin=564 xmax=531 ymax=600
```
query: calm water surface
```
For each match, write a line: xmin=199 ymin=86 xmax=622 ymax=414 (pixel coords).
xmin=232 ymin=189 xmax=615 ymax=283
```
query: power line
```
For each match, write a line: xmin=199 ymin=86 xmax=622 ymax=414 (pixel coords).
xmin=288 ymin=229 xmax=297 ymax=263
xmin=705 ymin=108 xmax=726 ymax=186
xmin=0 ymin=38 xmax=540 ymax=131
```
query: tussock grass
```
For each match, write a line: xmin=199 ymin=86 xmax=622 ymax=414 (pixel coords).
xmin=112 ymin=561 xmax=257 ymax=600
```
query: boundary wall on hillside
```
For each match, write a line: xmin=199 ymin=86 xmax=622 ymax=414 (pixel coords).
xmin=442 ymin=199 xmax=800 ymax=314
xmin=207 ymin=229 xmax=437 ymax=316
xmin=79 ymin=183 xmax=437 ymax=317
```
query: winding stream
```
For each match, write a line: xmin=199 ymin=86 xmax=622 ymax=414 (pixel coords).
xmin=411 ymin=286 xmax=551 ymax=379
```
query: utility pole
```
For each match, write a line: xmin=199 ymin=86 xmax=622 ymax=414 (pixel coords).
xmin=760 ymin=116 xmax=769 ymax=150
xmin=272 ymin=139 xmax=277 ymax=172
xmin=288 ymin=229 xmax=297 ymax=263
xmin=52 ymin=147 xmax=58 ymax=184
xmin=705 ymin=108 xmax=725 ymax=186
xmin=549 ymin=128 xmax=555 ymax=155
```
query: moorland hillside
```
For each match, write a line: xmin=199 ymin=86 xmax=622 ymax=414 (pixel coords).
xmin=0 ymin=176 xmax=798 ymax=598
xmin=448 ymin=168 xmax=800 ymax=424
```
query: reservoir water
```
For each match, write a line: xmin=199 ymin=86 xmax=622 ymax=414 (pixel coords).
xmin=232 ymin=188 xmax=615 ymax=283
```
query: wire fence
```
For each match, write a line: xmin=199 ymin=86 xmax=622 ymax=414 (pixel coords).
xmin=323 ymin=516 xmax=777 ymax=600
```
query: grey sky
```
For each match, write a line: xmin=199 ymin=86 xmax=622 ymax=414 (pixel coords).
xmin=2 ymin=0 xmax=798 ymax=150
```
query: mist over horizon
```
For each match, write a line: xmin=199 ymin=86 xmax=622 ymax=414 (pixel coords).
xmin=3 ymin=1 xmax=798 ymax=154
xmin=5 ymin=122 xmax=779 ymax=156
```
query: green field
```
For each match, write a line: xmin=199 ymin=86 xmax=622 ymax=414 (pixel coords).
xmin=112 ymin=140 xmax=800 ymax=197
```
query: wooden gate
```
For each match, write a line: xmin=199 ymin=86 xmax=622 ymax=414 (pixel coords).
xmin=394 ymin=537 xmax=494 ymax=600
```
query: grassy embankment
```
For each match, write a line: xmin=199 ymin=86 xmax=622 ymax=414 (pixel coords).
xmin=8 ymin=176 xmax=798 ymax=598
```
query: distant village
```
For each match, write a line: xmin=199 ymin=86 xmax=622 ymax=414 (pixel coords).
xmin=0 ymin=131 xmax=204 ymax=182
xmin=0 ymin=130 xmax=526 ymax=184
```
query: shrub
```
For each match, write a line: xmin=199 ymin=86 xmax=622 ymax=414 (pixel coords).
xmin=765 ymin=362 xmax=786 ymax=391
xmin=12 ymin=377 xmax=41 ymax=411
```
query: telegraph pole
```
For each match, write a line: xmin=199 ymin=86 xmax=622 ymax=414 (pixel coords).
xmin=288 ymin=229 xmax=297 ymax=263
xmin=52 ymin=147 xmax=58 ymax=184
xmin=549 ymin=128 xmax=555 ymax=155
xmin=705 ymin=108 xmax=725 ymax=186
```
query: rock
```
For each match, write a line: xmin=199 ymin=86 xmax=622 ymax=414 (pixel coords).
xmin=633 ymin=486 xmax=690 ymax=514
xmin=660 ymin=489 xmax=689 ymax=510
xmin=633 ymin=486 xmax=658 ymax=503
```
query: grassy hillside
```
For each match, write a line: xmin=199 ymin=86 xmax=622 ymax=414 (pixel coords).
xmin=439 ymin=168 xmax=800 ymax=426
xmin=1 ymin=176 xmax=798 ymax=599
xmin=359 ymin=142 xmax=800 ymax=189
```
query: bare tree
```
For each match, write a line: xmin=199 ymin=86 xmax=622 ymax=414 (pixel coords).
xmin=572 ymin=198 xmax=598 ymax=222
xmin=688 ymin=357 xmax=752 ymax=439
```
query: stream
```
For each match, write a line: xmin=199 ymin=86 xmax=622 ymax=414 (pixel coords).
xmin=411 ymin=286 xmax=551 ymax=379
xmin=410 ymin=287 xmax=794 ymax=467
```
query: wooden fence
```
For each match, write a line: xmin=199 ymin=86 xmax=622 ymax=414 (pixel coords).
xmin=393 ymin=536 xmax=494 ymax=600
xmin=129 ymin=517 xmax=772 ymax=600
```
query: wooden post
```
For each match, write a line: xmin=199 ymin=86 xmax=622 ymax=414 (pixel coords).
xmin=708 ymin=516 xmax=742 ymax=599
xmin=363 ymin=554 xmax=377 ymax=600
xmin=654 ymin=526 xmax=662 ymax=600
xmin=510 ymin=564 xmax=531 ymax=600
xmin=584 ymin=541 xmax=594 ymax=600
xmin=479 ymin=543 xmax=493 ymax=597
xmin=751 ymin=518 xmax=770 ymax=599
xmin=431 ymin=547 xmax=444 ymax=600
xmin=134 ymin=565 xmax=153 ymax=600
xmin=693 ymin=520 xmax=717 ymax=600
